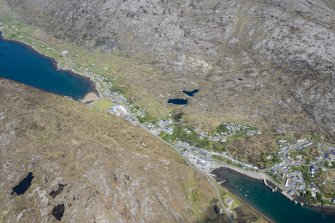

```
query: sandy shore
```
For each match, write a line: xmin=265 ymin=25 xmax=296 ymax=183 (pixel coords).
xmin=80 ymin=92 xmax=99 ymax=103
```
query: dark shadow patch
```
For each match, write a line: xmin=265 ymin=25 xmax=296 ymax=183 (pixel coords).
xmin=52 ymin=204 xmax=65 ymax=221
xmin=196 ymin=205 xmax=230 ymax=223
xmin=50 ymin=184 xmax=66 ymax=198
xmin=172 ymin=112 xmax=184 ymax=122
xmin=213 ymin=205 xmax=220 ymax=214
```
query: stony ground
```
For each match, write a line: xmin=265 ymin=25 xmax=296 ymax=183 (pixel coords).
xmin=0 ymin=79 xmax=228 ymax=223
xmin=5 ymin=0 xmax=335 ymax=139
xmin=1 ymin=0 xmax=335 ymax=220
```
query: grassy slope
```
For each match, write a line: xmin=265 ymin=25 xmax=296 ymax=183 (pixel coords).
xmin=0 ymin=0 xmax=269 ymax=130
xmin=0 ymin=1 xmax=271 ymax=220
xmin=0 ymin=79 xmax=220 ymax=222
xmin=0 ymin=0 xmax=171 ymax=120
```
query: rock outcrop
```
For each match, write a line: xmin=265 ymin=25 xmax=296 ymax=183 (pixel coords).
xmin=0 ymin=79 xmax=222 ymax=223
xmin=6 ymin=0 xmax=335 ymax=137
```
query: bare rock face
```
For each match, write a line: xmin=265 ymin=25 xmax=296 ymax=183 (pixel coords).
xmin=6 ymin=0 xmax=335 ymax=136
xmin=0 ymin=80 xmax=219 ymax=223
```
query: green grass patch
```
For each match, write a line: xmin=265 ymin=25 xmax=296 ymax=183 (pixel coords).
xmin=137 ymin=113 xmax=158 ymax=124
xmin=224 ymin=132 xmax=248 ymax=147
xmin=172 ymin=112 xmax=184 ymax=122
xmin=216 ymin=123 xmax=229 ymax=133
xmin=161 ymin=125 xmax=226 ymax=152
xmin=92 ymin=99 xmax=113 ymax=111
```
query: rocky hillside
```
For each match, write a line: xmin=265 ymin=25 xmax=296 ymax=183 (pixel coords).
xmin=5 ymin=0 xmax=335 ymax=136
xmin=0 ymin=79 xmax=227 ymax=223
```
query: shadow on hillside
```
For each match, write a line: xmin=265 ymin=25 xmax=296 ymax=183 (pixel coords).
xmin=196 ymin=205 xmax=231 ymax=223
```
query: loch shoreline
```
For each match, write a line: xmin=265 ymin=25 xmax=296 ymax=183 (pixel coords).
xmin=2 ymin=27 xmax=335 ymax=222
xmin=212 ymin=166 xmax=335 ymax=222
xmin=0 ymin=30 xmax=98 ymax=100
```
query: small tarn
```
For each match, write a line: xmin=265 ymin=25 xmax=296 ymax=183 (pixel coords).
xmin=52 ymin=204 xmax=65 ymax=221
xmin=167 ymin=98 xmax=188 ymax=105
xmin=11 ymin=172 xmax=34 ymax=195
xmin=182 ymin=89 xmax=199 ymax=97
